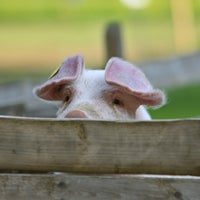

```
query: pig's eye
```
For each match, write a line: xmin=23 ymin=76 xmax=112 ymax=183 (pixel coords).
xmin=64 ymin=95 xmax=70 ymax=102
xmin=113 ymin=98 xmax=121 ymax=105
xmin=63 ymin=88 xmax=72 ymax=103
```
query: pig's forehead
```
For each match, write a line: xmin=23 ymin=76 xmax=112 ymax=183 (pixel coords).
xmin=76 ymin=69 xmax=113 ymax=90
xmin=83 ymin=69 xmax=104 ymax=80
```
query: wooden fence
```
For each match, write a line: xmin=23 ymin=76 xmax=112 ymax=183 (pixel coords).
xmin=0 ymin=56 xmax=200 ymax=199
xmin=0 ymin=116 xmax=199 ymax=199
xmin=140 ymin=52 xmax=200 ymax=88
xmin=0 ymin=81 xmax=57 ymax=117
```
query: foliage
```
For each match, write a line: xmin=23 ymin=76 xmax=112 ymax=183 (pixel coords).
xmin=0 ymin=0 xmax=171 ymax=24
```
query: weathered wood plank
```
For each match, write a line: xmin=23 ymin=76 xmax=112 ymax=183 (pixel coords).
xmin=0 ymin=116 xmax=199 ymax=175
xmin=0 ymin=173 xmax=199 ymax=200
xmin=0 ymin=81 xmax=57 ymax=117
xmin=140 ymin=52 xmax=200 ymax=88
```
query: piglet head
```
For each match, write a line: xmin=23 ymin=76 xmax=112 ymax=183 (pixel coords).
xmin=34 ymin=54 xmax=88 ymax=118
xmin=34 ymin=55 xmax=165 ymax=120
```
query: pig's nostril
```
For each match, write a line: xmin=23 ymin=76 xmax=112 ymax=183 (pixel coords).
xmin=64 ymin=110 xmax=88 ymax=118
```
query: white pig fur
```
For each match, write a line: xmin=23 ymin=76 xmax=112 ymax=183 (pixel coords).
xmin=34 ymin=54 xmax=165 ymax=120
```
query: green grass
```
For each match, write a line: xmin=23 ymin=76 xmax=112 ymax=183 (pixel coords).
xmin=0 ymin=0 xmax=199 ymax=69
xmin=149 ymin=83 xmax=200 ymax=119
xmin=0 ymin=0 xmax=171 ymax=23
xmin=0 ymin=21 xmax=175 ymax=72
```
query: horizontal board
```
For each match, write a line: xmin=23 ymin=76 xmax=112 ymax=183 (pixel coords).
xmin=0 ymin=81 xmax=57 ymax=117
xmin=0 ymin=116 xmax=200 ymax=175
xmin=0 ymin=173 xmax=199 ymax=200
xmin=141 ymin=52 xmax=200 ymax=88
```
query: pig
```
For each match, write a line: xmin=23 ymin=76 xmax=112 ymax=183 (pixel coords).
xmin=33 ymin=54 xmax=165 ymax=120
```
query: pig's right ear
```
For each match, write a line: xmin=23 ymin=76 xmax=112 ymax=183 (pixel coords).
xmin=33 ymin=54 xmax=84 ymax=101
xmin=105 ymin=57 xmax=166 ymax=107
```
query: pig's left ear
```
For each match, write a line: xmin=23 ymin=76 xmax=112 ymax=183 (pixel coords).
xmin=105 ymin=57 xmax=165 ymax=107
xmin=33 ymin=54 xmax=84 ymax=101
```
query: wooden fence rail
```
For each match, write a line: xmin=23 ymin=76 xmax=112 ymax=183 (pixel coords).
xmin=0 ymin=116 xmax=199 ymax=199
xmin=0 ymin=173 xmax=199 ymax=200
xmin=0 ymin=116 xmax=199 ymax=175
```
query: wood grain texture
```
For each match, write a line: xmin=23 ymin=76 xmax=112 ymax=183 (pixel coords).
xmin=0 ymin=116 xmax=199 ymax=175
xmin=0 ymin=173 xmax=199 ymax=200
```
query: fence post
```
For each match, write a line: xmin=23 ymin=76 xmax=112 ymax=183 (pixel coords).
xmin=105 ymin=22 xmax=124 ymax=61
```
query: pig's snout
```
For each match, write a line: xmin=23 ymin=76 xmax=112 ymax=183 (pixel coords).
xmin=64 ymin=110 xmax=88 ymax=118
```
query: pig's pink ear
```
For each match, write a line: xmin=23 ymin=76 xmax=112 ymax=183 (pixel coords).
xmin=105 ymin=57 xmax=165 ymax=107
xmin=33 ymin=54 xmax=84 ymax=101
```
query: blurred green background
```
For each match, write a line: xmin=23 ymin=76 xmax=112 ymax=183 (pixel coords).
xmin=0 ymin=0 xmax=200 ymax=119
